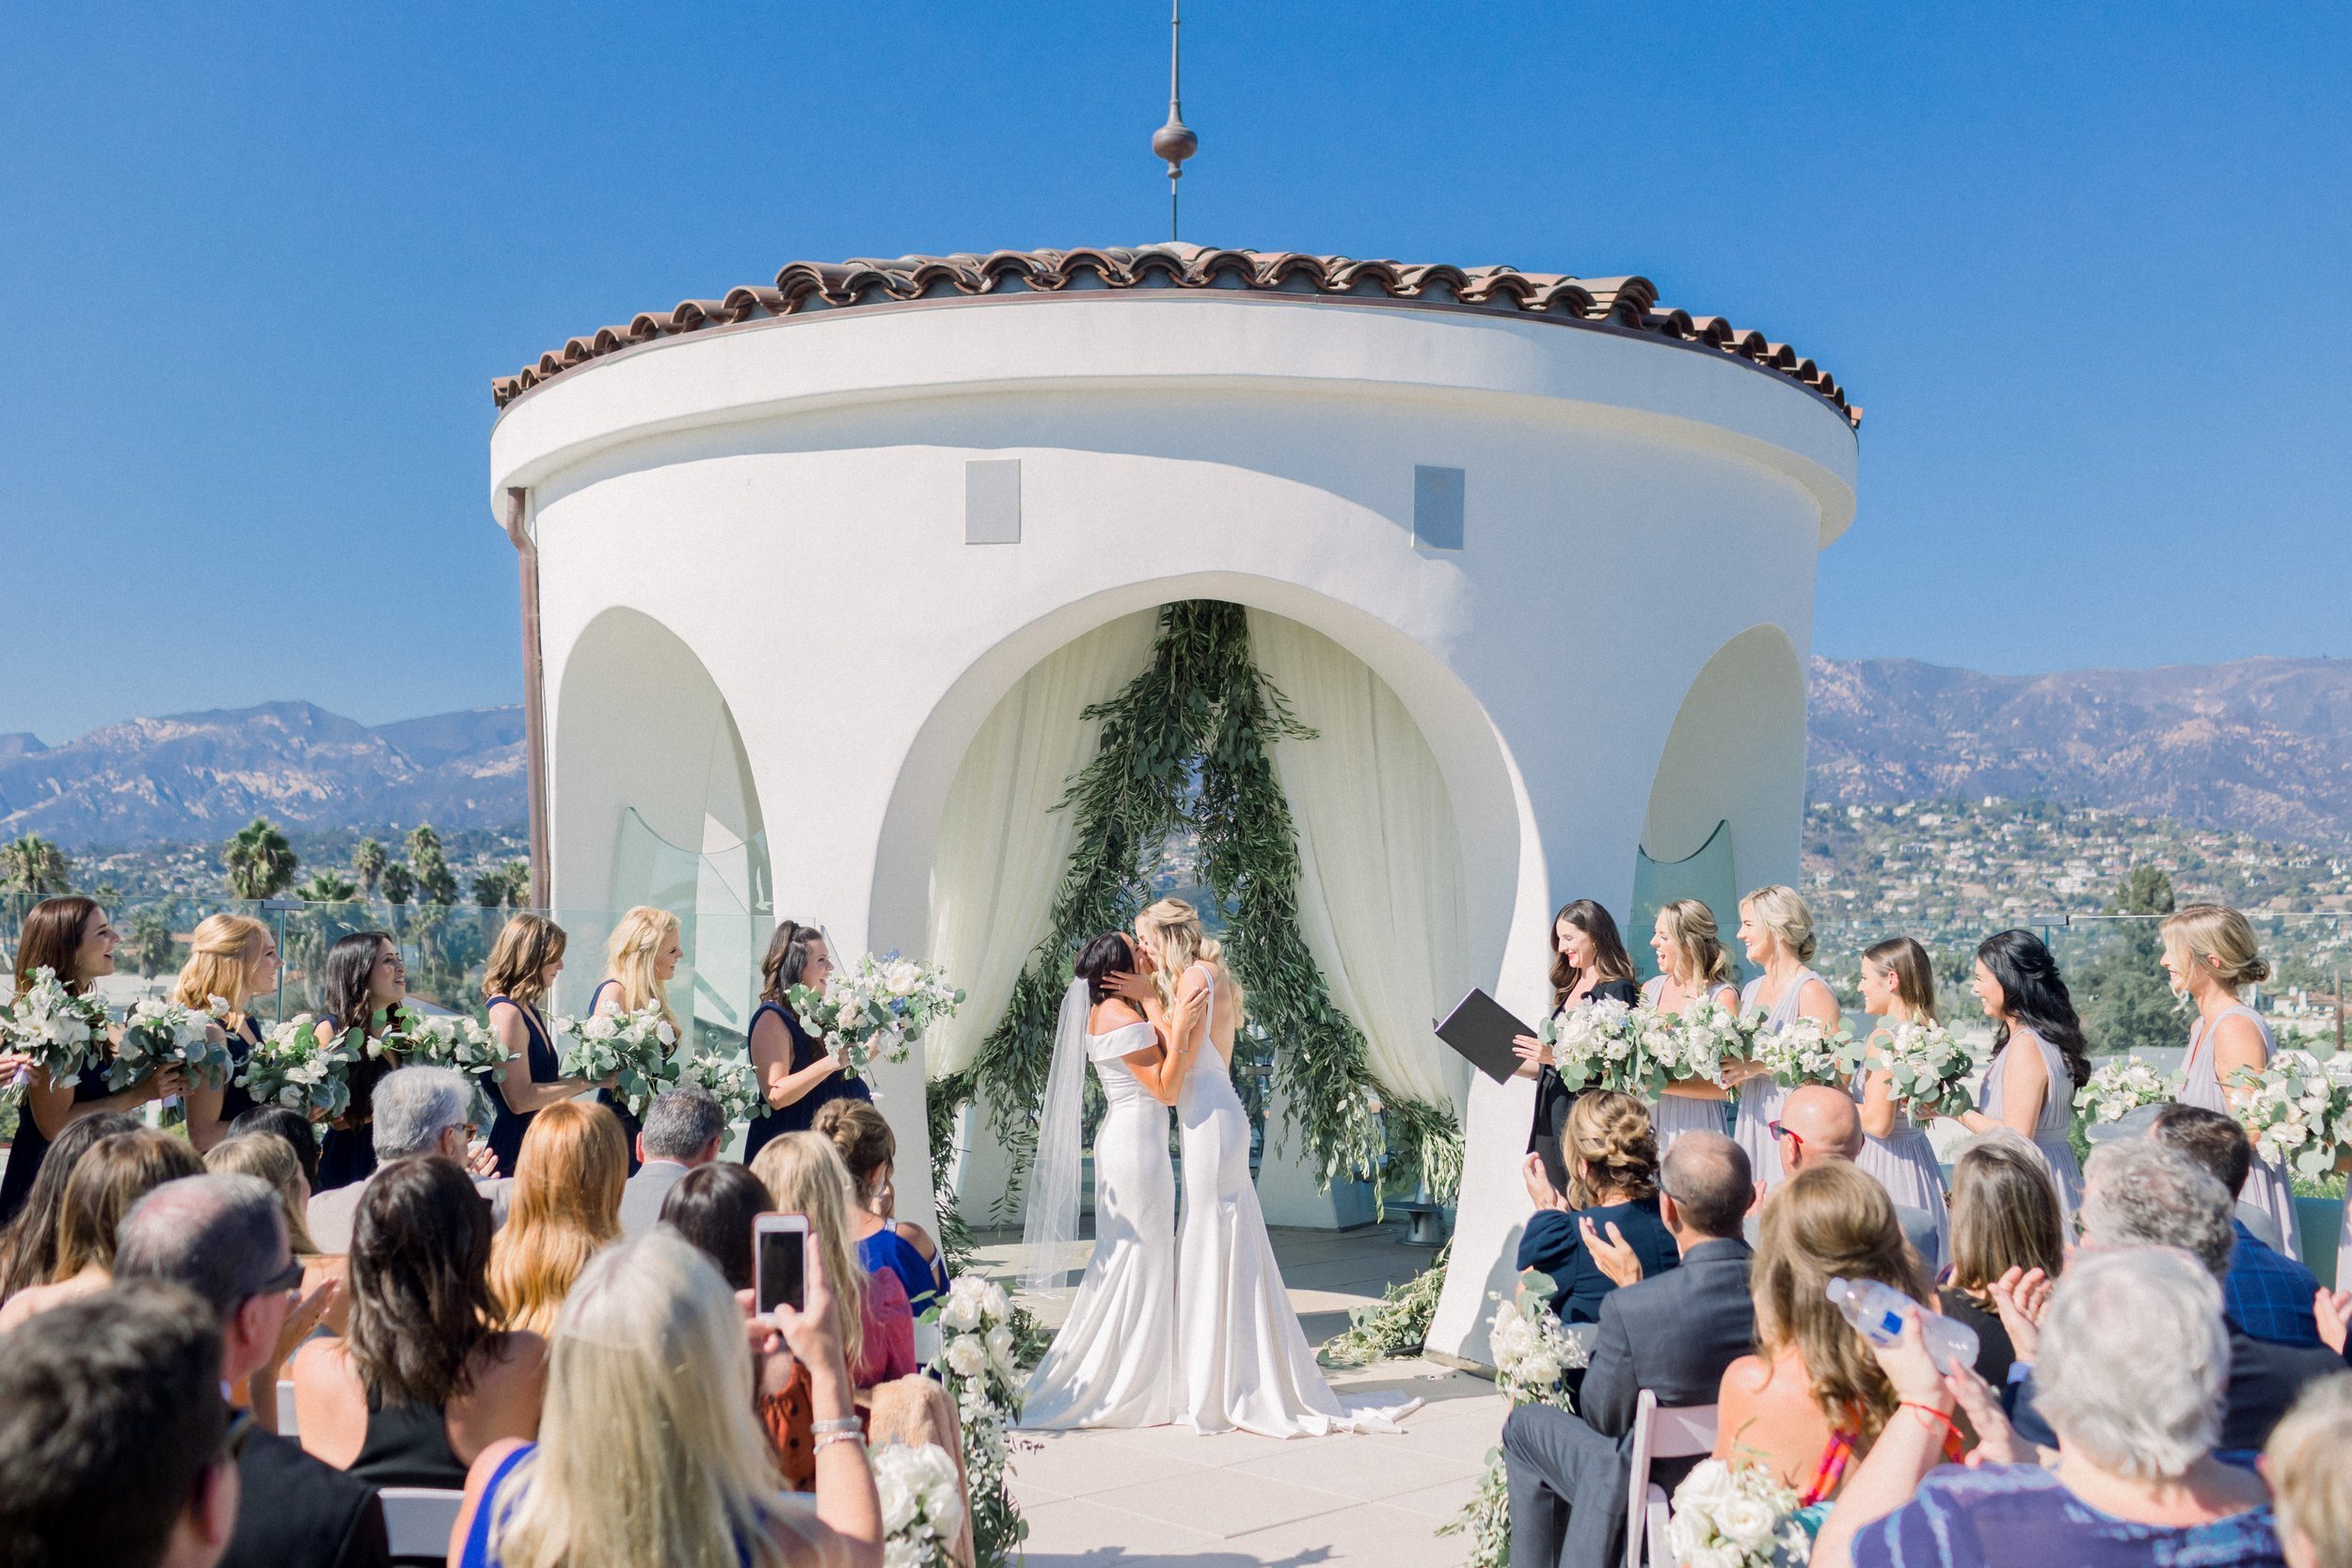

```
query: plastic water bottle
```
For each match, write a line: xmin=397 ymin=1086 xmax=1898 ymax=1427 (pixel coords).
xmin=1826 ymin=1277 xmax=1979 ymax=1376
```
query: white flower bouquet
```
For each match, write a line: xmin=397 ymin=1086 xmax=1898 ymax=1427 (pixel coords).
xmin=1444 ymin=1283 xmax=1589 ymax=1566
xmin=924 ymin=1275 xmax=1026 ymax=1565
xmin=2074 ymin=1055 xmax=2180 ymax=1126
xmin=109 ymin=998 xmax=234 ymax=1093
xmin=1665 ymin=998 xmax=1764 ymax=1088
xmin=1 ymin=967 xmax=109 ymax=1102
xmin=671 ymin=1046 xmax=762 ymax=1125
xmin=238 ymin=1015 xmax=361 ymax=1118
xmin=1668 ymin=1458 xmax=1812 ymax=1567
xmin=1539 ymin=997 xmax=1672 ymax=1096
xmin=381 ymin=1005 xmax=508 ymax=1081
xmin=553 ymin=1005 xmax=678 ymax=1117
xmin=1865 ymin=1019 xmax=1985 ymax=1121
xmin=789 ymin=953 xmax=965 ymax=1080
xmin=1753 ymin=1015 xmax=1865 ymax=1089
xmin=2228 ymin=1051 xmax=2352 ymax=1178
xmin=871 ymin=1441 xmax=966 ymax=1568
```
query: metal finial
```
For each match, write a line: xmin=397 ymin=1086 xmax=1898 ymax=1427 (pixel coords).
xmin=1150 ymin=0 xmax=1197 ymax=241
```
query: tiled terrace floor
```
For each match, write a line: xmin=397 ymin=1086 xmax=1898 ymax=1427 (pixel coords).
xmin=970 ymin=1224 xmax=1501 ymax=1567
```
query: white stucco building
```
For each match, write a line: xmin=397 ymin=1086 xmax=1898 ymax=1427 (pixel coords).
xmin=486 ymin=244 xmax=1858 ymax=1364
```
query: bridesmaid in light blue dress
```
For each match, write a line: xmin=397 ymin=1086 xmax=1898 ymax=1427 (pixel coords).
xmin=1852 ymin=936 xmax=1953 ymax=1266
xmin=1958 ymin=929 xmax=2089 ymax=1227
xmin=2162 ymin=904 xmax=2301 ymax=1259
xmin=1641 ymin=898 xmax=1741 ymax=1155
xmin=1734 ymin=886 xmax=1845 ymax=1191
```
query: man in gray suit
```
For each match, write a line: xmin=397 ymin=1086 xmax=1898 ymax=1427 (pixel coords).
xmin=617 ymin=1087 xmax=725 ymax=1236
xmin=305 ymin=1067 xmax=507 ymax=1253
xmin=1743 ymin=1085 xmax=1943 ymax=1268
xmin=1503 ymin=1132 xmax=1756 ymax=1568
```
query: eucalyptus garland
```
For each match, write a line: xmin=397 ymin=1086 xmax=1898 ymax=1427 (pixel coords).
xmin=1317 ymin=1241 xmax=1451 ymax=1368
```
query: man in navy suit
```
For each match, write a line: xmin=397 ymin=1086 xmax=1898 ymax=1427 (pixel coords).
xmin=2152 ymin=1103 xmax=2322 ymax=1347
xmin=1502 ymin=1132 xmax=1757 ymax=1568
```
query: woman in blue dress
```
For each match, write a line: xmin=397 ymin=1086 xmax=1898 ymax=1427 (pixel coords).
xmin=813 ymin=1096 xmax=948 ymax=1314
xmin=482 ymin=915 xmax=598 ymax=1179
xmin=742 ymin=921 xmax=869 ymax=1168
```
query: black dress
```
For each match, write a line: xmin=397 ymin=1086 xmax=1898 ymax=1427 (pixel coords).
xmin=0 ymin=1062 xmax=111 ymax=1226
xmin=216 ymin=1013 xmax=261 ymax=1126
xmin=1527 ymin=975 xmax=1643 ymax=1194
xmin=484 ymin=995 xmax=560 ymax=1178
xmin=586 ymin=980 xmax=645 ymax=1176
xmin=740 ymin=1000 xmax=871 ymax=1166
xmin=313 ymin=1013 xmax=380 ymax=1194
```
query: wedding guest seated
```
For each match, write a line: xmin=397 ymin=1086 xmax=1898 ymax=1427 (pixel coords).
xmin=308 ymin=1067 xmax=510 ymax=1254
xmin=816 ymin=1098 xmax=950 ymax=1314
xmin=2267 ymin=1373 xmax=2352 ymax=1568
xmin=488 ymin=1101 xmax=626 ymax=1336
xmin=0 ymin=1110 xmax=140 ymax=1300
xmin=1750 ymin=1085 xmax=1942 ymax=1267
xmin=0 ymin=1280 xmax=239 ymax=1568
xmin=1936 ymin=1132 xmax=2065 ymax=1387
xmin=230 ymin=1103 xmax=322 ymax=1189
xmin=450 ymin=1227 xmax=883 ymax=1568
xmin=752 ymin=1132 xmax=917 ymax=1388
xmin=1503 ymin=1132 xmax=1756 ymax=1568
xmin=1517 ymin=1090 xmax=1677 ymax=1324
xmin=114 ymin=1174 xmax=389 ymax=1568
xmin=290 ymin=1157 xmax=547 ymax=1489
xmin=2006 ymin=1137 xmax=2346 ymax=1465
xmin=660 ymin=1161 xmax=772 ymax=1292
xmin=617 ymin=1087 xmax=725 ymax=1237
xmin=2153 ymin=1103 xmax=2323 ymax=1348
xmin=0 ymin=1129 xmax=200 ymax=1331
xmin=205 ymin=1132 xmax=347 ymax=1340
xmin=1715 ymin=1162 xmax=1932 ymax=1522
xmin=1812 ymin=1246 xmax=2283 ymax=1568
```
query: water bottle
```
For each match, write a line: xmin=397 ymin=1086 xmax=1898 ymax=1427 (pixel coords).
xmin=1826 ymin=1277 xmax=1979 ymax=1376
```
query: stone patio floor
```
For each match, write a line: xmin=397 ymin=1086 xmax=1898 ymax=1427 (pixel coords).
xmin=969 ymin=1223 xmax=1502 ymax=1567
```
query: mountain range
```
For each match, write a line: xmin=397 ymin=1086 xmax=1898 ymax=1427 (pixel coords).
xmin=6 ymin=654 xmax=2351 ymax=849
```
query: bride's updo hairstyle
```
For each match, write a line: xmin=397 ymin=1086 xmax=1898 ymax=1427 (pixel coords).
xmin=1136 ymin=897 xmax=1244 ymax=1019
xmin=1074 ymin=932 xmax=1138 ymax=1006
xmin=1562 ymin=1090 xmax=1659 ymax=1209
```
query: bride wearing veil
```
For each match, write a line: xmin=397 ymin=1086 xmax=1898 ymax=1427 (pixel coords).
xmin=1019 ymin=932 xmax=1194 ymax=1429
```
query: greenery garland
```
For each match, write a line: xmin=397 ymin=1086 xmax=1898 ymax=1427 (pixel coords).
xmin=1317 ymin=1241 xmax=1451 ymax=1368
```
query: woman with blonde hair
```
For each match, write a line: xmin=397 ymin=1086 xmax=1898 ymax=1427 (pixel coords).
xmin=488 ymin=1101 xmax=628 ymax=1336
xmin=451 ymin=1227 xmax=883 ymax=1568
xmin=179 ymin=911 xmax=278 ymax=1153
xmin=204 ymin=1131 xmax=347 ymax=1335
xmin=0 ymin=897 xmax=185 ymax=1225
xmin=1715 ymin=1161 xmax=1942 ymax=1521
xmin=2162 ymin=903 xmax=2300 ymax=1258
xmin=1516 ymin=1089 xmax=1677 ymax=1326
xmin=590 ymin=906 xmax=684 ymax=1173
xmin=483 ymin=914 xmax=598 ymax=1178
xmin=1735 ymin=885 xmax=1846 ymax=1191
xmin=750 ymin=1131 xmax=913 ymax=1388
xmin=0 ymin=1129 xmax=201 ymax=1330
xmin=1851 ymin=936 xmax=1951 ymax=1263
xmin=1643 ymin=898 xmax=1743 ymax=1154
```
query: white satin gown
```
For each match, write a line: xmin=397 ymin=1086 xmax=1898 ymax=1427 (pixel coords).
xmin=1021 ymin=1019 xmax=1183 ymax=1428
xmin=1173 ymin=965 xmax=1418 ymax=1436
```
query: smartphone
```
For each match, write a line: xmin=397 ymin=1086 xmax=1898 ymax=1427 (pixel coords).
xmin=753 ymin=1213 xmax=809 ymax=1316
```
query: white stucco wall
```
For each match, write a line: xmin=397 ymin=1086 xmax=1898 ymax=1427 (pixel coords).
xmin=491 ymin=289 xmax=1856 ymax=1365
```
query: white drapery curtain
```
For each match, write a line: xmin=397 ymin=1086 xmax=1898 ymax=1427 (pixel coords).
xmin=924 ymin=611 xmax=1160 ymax=1079
xmin=1246 ymin=610 xmax=1471 ymax=1114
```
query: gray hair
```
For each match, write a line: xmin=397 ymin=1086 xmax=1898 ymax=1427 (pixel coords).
xmin=641 ymin=1086 xmax=725 ymax=1162
xmin=2080 ymin=1137 xmax=2235 ymax=1278
xmin=2035 ymin=1246 xmax=2227 ymax=1479
xmin=113 ymin=1173 xmax=287 ymax=1314
xmin=373 ymin=1066 xmax=475 ymax=1160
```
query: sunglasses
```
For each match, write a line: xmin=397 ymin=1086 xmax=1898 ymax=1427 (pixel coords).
xmin=223 ymin=1406 xmax=257 ymax=1462
xmin=243 ymin=1256 xmax=305 ymax=1303
xmin=1768 ymin=1120 xmax=1805 ymax=1157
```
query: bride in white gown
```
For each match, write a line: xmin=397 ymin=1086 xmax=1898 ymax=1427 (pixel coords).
xmin=1131 ymin=898 xmax=1419 ymax=1437
xmin=1019 ymin=933 xmax=1194 ymax=1429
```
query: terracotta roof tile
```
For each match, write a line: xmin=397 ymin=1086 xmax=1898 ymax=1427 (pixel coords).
xmin=491 ymin=243 xmax=1857 ymax=426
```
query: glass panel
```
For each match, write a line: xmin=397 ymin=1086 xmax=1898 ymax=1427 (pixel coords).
xmin=1630 ymin=819 xmax=1739 ymax=984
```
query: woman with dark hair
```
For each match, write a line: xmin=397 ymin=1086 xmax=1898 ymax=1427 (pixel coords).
xmin=742 ymin=920 xmax=870 ymax=1166
xmin=0 ymin=1110 xmax=140 ymax=1297
xmin=0 ymin=1129 xmax=202 ymax=1329
xmin=483 ymin=914 xmax=598 ymax=1179
xmin=229 ymin=1103 xmax=323 ymax=1190
xmin=0 ymin=897 xmax=186 ymax=1226
xmin=1512 ymin=899 xmax=1642 ymax=1193
xmin=314 ymin=930 xmax=407 ymax=1192
xmin=291 ymin=1155 xmax=547 ymax=1488
xmin=1958 ymin=929 xmax=2090 ymax=1223
xmin=658 ymin=1161 xmax=771 ymax=1291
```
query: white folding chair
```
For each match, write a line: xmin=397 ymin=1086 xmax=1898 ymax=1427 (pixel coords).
xmin=1624 ymin=1388 xmax=1718 ymax=1568
xmin=379 ymin=1488 xmax=468 ymax=1560
xmin=275 ymin=1379 xmax=300 ymax=1436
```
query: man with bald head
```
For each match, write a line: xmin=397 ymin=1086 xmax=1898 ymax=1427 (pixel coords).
xmin=1747 ymin=1083 xmax=1943 ymax=1265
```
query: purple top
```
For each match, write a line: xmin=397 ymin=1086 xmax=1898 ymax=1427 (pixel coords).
xmin=1851 ymin=1464 xmax=2283 ymax=1568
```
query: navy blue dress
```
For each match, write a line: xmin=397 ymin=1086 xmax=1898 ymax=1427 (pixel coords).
xmin=740 ymin=1000 xmax=870 ymax=1166
xmin=586 ymin=980 xmax=646 ymax=1176
xmin=485 ymin=995 xmax=560 ymax=1178
xmin=215 ymin=1013 xmax=261 ymax=1127
xmin=312 ymin=1012 xmax=382 ymax=1194
xmin=0 ymin=1061 xmax=111 ymax=1225
xmin=1517 ymin=1194 xmax=1681 ymax=1324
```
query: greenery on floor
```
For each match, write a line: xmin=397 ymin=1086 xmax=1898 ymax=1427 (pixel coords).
xmin=1317 ymin=1241 xmax=1451 ymax=1368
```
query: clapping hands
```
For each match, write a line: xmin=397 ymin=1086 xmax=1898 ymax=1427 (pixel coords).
xmin=1989 ymin=1265 xmax=2053 ymax=1362
xmin=2315 ymin=1287 xmax=2351 ymax=1357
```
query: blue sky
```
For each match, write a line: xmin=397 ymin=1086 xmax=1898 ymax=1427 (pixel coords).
xmin=4 ymin=2 xmax=2345 ymax=743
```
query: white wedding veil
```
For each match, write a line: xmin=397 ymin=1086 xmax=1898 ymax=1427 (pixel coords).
xmin=1019 ymin=976 xmax=1093 ymax=1295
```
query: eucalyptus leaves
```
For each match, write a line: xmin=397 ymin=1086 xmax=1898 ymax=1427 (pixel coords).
xmin=790 ymin=954 xmax=964 ymax=1082
xmin=240 ymin=1015 xmax=361 ymax=1117
xmin=553 ymin=1005 xmax=678 ymax=1117
xmin=110 ymin=999 xmax=233 ymax=1092
xmin=1863 ymin=1019 xmax=1986 ymax=1120
xmin=0 ymin=968 xmax=108 ymax=1101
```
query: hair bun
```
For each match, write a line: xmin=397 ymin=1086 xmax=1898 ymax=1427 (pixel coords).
xmin=811 ymin=1099 xmax=852 ymax=1136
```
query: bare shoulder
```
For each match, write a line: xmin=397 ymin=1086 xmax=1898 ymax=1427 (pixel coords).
xmin=894 ymin=1220 xmax=939 ymax=1260
xmin=484 ymin=1328 xmax=549 ymax=1379
xmin=1717 ymin=1353 xmax=1771 ymax=1402
xmin=1091 ymin=997 xmax=1146 ymax=1032
xmin=2213 ymin=1011 xmax=2268 ymax=1056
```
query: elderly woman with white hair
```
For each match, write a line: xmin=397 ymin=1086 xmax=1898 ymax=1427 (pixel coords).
xmin=1809 ymin=1246 xmax=2286 ymax=1568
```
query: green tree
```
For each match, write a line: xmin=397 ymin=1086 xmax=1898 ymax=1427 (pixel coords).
xmin=471 ymin=863 xmax=527 ymax=908
xmin=221 ymin=817 xmax=298 ymax=900
xmin=298 ymin=870 xmax=359 ymax=903
xmin=379 ymin=863 xmax=416 ymax=906
xmin=405 ymin=824 xmax=457 ymax=906
xmin=128 ymin=908 xmax=182 ymax=978
xmin=352 ymin=837 xmax=388 ymax=896
xmin=2076 ymin=864 xmax=2179 ymax=1056
xmin=0 ymin=833 xmax=72 ymax=897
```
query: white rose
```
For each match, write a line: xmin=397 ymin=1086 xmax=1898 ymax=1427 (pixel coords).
xmin=1720 ymin=1494 xmax=1777 ymax=1549
xmin=984 ymin=1324 xmax=1015 ymax=1362
xmin=979 ymin=1279 xmax=1010 ymax=1322
xmin=945 ymin=1337 xmax=987 ymax=1377
xmin=1690 ymin=1544 xmax=1741 ymax=1568
xmin=876 ymin=1469 xmax=917 ymax=1534
xmin=881 ymin=1540 xmax=921 ymax=1568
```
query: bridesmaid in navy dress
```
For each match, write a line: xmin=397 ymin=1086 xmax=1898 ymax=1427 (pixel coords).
xmin=742 ymin=920 xmax=869 ymax=1167
xmin=0 ymin=897 xmax=186 ymax=1226
xmin=482 ymin=914 xmax=597 ymax=1178
xmin=313 ymin=931 xmax=409 ymax=1191
xmin=178 ymin=912 xmax=278 ymax=1154
xmin=587 ymin=907 xmax=684 ymax=1176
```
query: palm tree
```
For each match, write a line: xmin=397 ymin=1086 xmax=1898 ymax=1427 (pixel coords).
xmin=406 ymin=823 xmax=457 ymax=905
xmin=352 ymin=837 xmax=388 ymax=896
xmin=127 ymin=908 xmax=181 ymax=978
xmin=221 ymin=817 xmax=298 ymax=900
xmin=379 ymin=863 xmax=416 ymax=906
xmin=0 ymin=833 xmax=72 ymax=897
xmin=298 ymin=870 xmax=359 ymax=903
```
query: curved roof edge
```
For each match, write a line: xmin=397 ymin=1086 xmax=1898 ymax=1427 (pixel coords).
xmin=491 ymin=243 xmax=1859 ymax=428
